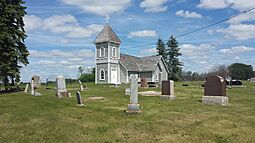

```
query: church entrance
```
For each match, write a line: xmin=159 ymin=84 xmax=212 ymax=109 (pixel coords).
xmin=111 ymin=68 xmax=118 ymax=84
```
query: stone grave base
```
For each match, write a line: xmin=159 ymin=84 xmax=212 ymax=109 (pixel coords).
xmin=77 ymin=104 xmax=84 ymax=107
xmin=138 ymin=91 xmax=161 ymax=96
xmin=202 ymin=96 xmax=228 ymax=106
xmin=160 ymin=95 xmax=176 ymax=100
xmin=33 ymin=92 xmax=42 ymax=96
xmin=126 ymin=104 xmax=141 ymax=114
xmin=87 ymin=96 xmax=105 ymax=100
xmin=125 ymin=88 xmax=130 ymax=96
xmin=57 ymin=92 xmax=71 ymax=98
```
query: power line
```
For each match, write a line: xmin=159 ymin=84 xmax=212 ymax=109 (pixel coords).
xmin=126 ymin=7 xmax=255 ymax=49
xmin=175 ymin=7 xmax=255 ymax=38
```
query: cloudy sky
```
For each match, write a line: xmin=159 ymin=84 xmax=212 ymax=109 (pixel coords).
xmin=22 ymin=0 xmax=255 ymax=82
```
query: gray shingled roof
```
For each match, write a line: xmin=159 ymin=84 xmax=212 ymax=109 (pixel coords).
xmin=94 ymin=25 xmax=121 ymax=44
xmin=120 ymin=54 xmax=162 ymax=72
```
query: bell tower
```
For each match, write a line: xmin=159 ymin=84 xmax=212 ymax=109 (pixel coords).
xmin=94 ymin=20 xmax=121 ymax=84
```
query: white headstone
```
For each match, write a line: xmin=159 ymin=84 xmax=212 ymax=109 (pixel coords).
xmin=56 ymin=75 xmax=67 ymax=93
xmin=31 ymin=80 xmax=35 ymax=95
xmin=24 ymin=83 xmax=29 ymax=93
xmin=56 ymin=75 xmax=70 ymax=98
xmin=79 ymin=80 xmax=84 ymax=91
xmin=126 ymin=75 xmax=141 ymax=113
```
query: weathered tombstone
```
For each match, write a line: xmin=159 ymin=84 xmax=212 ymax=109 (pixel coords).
xmin=32 ymin=75 xmax=41 ymax=88
xmin=76 ymin=91 xmax=84 ymax=106
xmin=160 ymin=80 xmax=176 ymax=100
xmin=78 ymin=80 xmax=84 ymax=91
xmin=140 ymin=78 xmax=148 ymax=88
xmin=202 ymin=75 xmax=228 ymax=106
xmin=31 ymin=79 xmax=35 ymax=95
xmin=24 ymin=83 xmax=29 ymax=93
xmin=125 ymin=88 xmax=130 ymax=96
xmin=56 ymin=75 xmax=71 ymax=98
xmin=126 ymin=75 xmax=141 ymax=114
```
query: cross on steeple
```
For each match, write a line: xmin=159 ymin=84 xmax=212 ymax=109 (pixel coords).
xmin=105 ymin=15 xmax=110 ymax=24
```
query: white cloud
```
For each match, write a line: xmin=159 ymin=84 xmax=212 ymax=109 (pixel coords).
xmin=128 ymin=30 xmax=157 ymax=38
xmin=180 ymin=43 xmax=215 ymax=56
xmin=139 ymin=47 xmax=157 ymax=56
xmin=38 ymin=60 xmax=56 ymax=65
xmin=217 ymin=24 xmax=255 ymax=40
xmin=227 ymin=11 xmax=255 ymax=24
xmin=197 ymin=0 xmax=230 ymax=9
xmin=140 ymin=0 xmax=168 ymax=13
xmin=219 ymin=46 xmax=255 ymax=54
xmin=24 ymin=15 xmax=103 ymax=38
xmin=29 ymin=49 xmax=94 ymax=59
xmin=176 ymin=10 xmax=203 ymax=19
xmin=60 ymin=0 xmax=131 ymax=16
xmin=197 ymin=0 xmax=255 ymax=10
xmin=24 ymin=15 xmax=43 ymax=32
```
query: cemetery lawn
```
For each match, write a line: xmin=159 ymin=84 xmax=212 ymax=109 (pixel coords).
xmin=0 ymin=82 xmax=255 ymax=143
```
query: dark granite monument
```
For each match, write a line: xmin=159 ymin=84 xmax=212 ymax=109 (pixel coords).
xmin=76 ymin=91 xmax=84 ymax=106
xmin=160 ymin=80 xmax=176 ymax=100
xmin=140 ymin=78 xmax=148 ymax=88
xmin=202 ymin=75 xmax=228 ymax=106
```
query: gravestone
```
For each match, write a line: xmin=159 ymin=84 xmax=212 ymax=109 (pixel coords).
xmin=32 ymin=75 xmax=41 ymax=88
xmin=202 ymin=75 xmax=228 ymax=106
xmin=31 ymin=78 xmax=42 ymax=96
xmin=125 ymin=88 xmax=130 ymax=95
xmin=76 ymin=91 xmax=84 ymax=106
xmin=56 ymin=75 xmax=71 ymax=98
xmin=31 ymin=79 xmax=35 ymax=95
xmin=126 ymin=75 xmax=141 ymax=114
xmin=79 ymin=80 xmax=84 ymax=91
xmin=140 ymin=78 xmax=148 ymax=88
xmin=160 ymin=80 xmax=176 ymax=100
xmin=232 ymin=80 xmax=243 ymax=87
xmin=24 ymin=83 xmax=29 ymax=93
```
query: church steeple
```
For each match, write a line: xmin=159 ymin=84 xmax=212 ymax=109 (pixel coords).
xmin=94 ymin=24 xmax=121 ymax=44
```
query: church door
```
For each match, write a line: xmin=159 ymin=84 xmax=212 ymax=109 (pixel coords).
xmin=111 ymin=68 xmax=118 ymax=84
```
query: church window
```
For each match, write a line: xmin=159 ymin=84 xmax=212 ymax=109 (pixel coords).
xmin=100 ymin=46 xmax=105 ymax=57
xmin=100 ymin=69 xmax=105 ymax=80
xmin=112 ymin=47 xmax=116 ymax=57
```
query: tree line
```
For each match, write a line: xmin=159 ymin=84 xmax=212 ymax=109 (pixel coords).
xmin=155 ymin=37 xmax=254 ymax=81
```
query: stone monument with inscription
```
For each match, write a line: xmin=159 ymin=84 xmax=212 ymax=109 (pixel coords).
xmin=126 ymin=75 xmax=141 ymax=114
xmin=56 ymin=75 xmax=71 ymax=98
xmin=202 ymin=75 xmax=228 ymax=106
xmin=160 ymin=80 xmax=176 ymax=100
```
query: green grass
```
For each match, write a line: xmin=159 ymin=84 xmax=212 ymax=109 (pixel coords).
xmin=0 ymin=81 xmax=255 ymax=143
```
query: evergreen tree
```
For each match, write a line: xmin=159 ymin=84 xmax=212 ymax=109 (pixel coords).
xmin=166 ymin=35 xmax=183 ymax=81
xmin=156 ymin=38 xmax=167 ymax=60
xmin=0 ymin=0 xmax=29 ymax=90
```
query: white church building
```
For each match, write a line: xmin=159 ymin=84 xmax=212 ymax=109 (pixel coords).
xmin=94 ymin=24 xmax=169 ymax=84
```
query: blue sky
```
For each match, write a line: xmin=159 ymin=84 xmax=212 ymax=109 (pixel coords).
xmin=21 ymin=0 xmax=255 ymax=82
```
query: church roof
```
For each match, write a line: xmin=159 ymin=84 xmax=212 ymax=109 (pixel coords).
xmin=94 ymin=24 xmax=121 ymax=44
xmin=120 ymin=54 xmax=163 ymax=72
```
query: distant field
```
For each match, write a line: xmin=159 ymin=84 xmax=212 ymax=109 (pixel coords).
xmin=0 ymin=81 xmax=255 ymax=143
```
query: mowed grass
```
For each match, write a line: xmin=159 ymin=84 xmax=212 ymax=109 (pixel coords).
xmin=0 ymin=81 xmax=255 ymax=143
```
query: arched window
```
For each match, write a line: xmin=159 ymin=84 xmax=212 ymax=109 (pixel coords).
xmin=112 ymin=47 xmax=116 ymax=57
xmin=100 ymin=46 xmax=105 ymax=57
xmin=100 ymin=69 xmax=105 ymax=80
